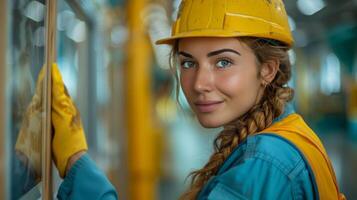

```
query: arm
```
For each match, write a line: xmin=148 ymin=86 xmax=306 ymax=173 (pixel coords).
xmin=57 ymin=153 xmax=118 ymax=200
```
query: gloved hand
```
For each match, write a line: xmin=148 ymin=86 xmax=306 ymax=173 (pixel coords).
xmin=51 ymin=63 xmax=88 ymax=178
xmin=15 ymin=64 xmax=88 ymax=178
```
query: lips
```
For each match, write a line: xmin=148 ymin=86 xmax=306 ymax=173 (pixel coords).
xmin=194 ymin=100 xmax=223 ymax=113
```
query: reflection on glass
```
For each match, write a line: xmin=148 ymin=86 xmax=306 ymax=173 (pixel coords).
xmin=9 ymin=0 xmax=46 ymax=199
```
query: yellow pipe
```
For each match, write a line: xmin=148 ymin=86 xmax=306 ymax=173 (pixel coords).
xmin=125 ymin=0 xmax=157 ymax=199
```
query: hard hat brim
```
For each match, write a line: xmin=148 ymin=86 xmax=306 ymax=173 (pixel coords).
xmin=156 ymin=30 xmax=294 ymax=47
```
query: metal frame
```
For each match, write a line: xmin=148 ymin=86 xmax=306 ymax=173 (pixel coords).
xmin=0 ymin=0 xmax=7 ymax=199
xmin=43 ymin=0 xmax=57 ymax=199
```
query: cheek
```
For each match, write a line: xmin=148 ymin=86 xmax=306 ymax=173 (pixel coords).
xmin=216 ymin=67 xmax=261 ymax=117
xmin=217 ymin=69 xmax=259 ymax=97
xmin=180 ymin=71 xmax=193 ymax=96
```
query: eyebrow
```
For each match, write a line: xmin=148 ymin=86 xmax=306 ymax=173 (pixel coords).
xmin=207 ymin=48 xmax=241 ymax=57
xmin=178 ymin=51 xmax=194 ymax=58
xmin=178 ymin=48 xmax=241 ymax=58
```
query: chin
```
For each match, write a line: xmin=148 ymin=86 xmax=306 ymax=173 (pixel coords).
xmin=196 ymin=117 xmax=226 ymax=128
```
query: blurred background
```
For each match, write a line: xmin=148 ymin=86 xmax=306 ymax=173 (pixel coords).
xmin=0 ymin=0 xmax=356 ymax=199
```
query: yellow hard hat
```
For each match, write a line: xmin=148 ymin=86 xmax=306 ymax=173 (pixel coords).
xmin=156 ymin=0 xmax=294 ymax=47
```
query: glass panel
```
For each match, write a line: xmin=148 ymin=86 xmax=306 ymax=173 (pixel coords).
xmin=55 ymin=1 xmax=126 ymax=196
xmin=56 ymin=0 xmax=91 ymax=146
xmin=54 ymin=0 xmax=96 ymax=193
xmin=8 ymin=0 xmax=46 ymax=199
xmin=53 ymin=0 xmax=91 ymax=191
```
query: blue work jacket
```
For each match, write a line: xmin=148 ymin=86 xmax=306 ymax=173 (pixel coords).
xmin=57 ymin=105 xmax=317 ymax=199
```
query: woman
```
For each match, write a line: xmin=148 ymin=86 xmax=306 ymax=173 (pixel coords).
xmin=48 ymin=0 xmax=345 ymax=199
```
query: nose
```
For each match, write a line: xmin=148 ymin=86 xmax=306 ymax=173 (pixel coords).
xmin=193 ymin=66 xmax=214 ymax=93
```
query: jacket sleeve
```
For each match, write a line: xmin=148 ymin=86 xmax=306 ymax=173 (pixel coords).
xmin=57 ymin=153 xmax=118 ymax=200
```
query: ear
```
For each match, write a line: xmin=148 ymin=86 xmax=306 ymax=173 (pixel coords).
xmin=260 ymin=59 xmax=279 ymax=85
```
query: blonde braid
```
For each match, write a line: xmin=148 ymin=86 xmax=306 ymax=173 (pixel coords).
xmin=171 ymin=38 xmax=294 ymax=200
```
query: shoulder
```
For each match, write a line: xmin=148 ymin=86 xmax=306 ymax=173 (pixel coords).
xmin=198 ymin=134 xmax=316 ymax=199
xmin=221 ymin=134 xmax=307 ymax=179
xmin=248 ymin=134 xmax=304 ymax=175
xmin=213 ymin=134 xmax=313 ymax=198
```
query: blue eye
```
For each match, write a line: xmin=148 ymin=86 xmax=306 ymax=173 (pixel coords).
xmin=181 ymin=60 xmax=196 ymax=69
xmin=216 ymin=59 xmax=232 ymax=68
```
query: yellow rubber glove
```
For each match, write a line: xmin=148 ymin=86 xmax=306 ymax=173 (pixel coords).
xmin=51 ymin=63 xmax=88 ymax=178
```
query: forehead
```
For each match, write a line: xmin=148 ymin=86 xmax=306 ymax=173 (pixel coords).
xmin=177 ymin=37 xmax=250 ymax=53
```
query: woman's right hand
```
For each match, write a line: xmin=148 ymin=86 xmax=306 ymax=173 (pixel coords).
xmin=51 ymin=63 xmax=88 ymax=178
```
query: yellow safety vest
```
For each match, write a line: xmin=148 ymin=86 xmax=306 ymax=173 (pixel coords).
xmin=257 ymin=113 xmax=346 ymax=200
